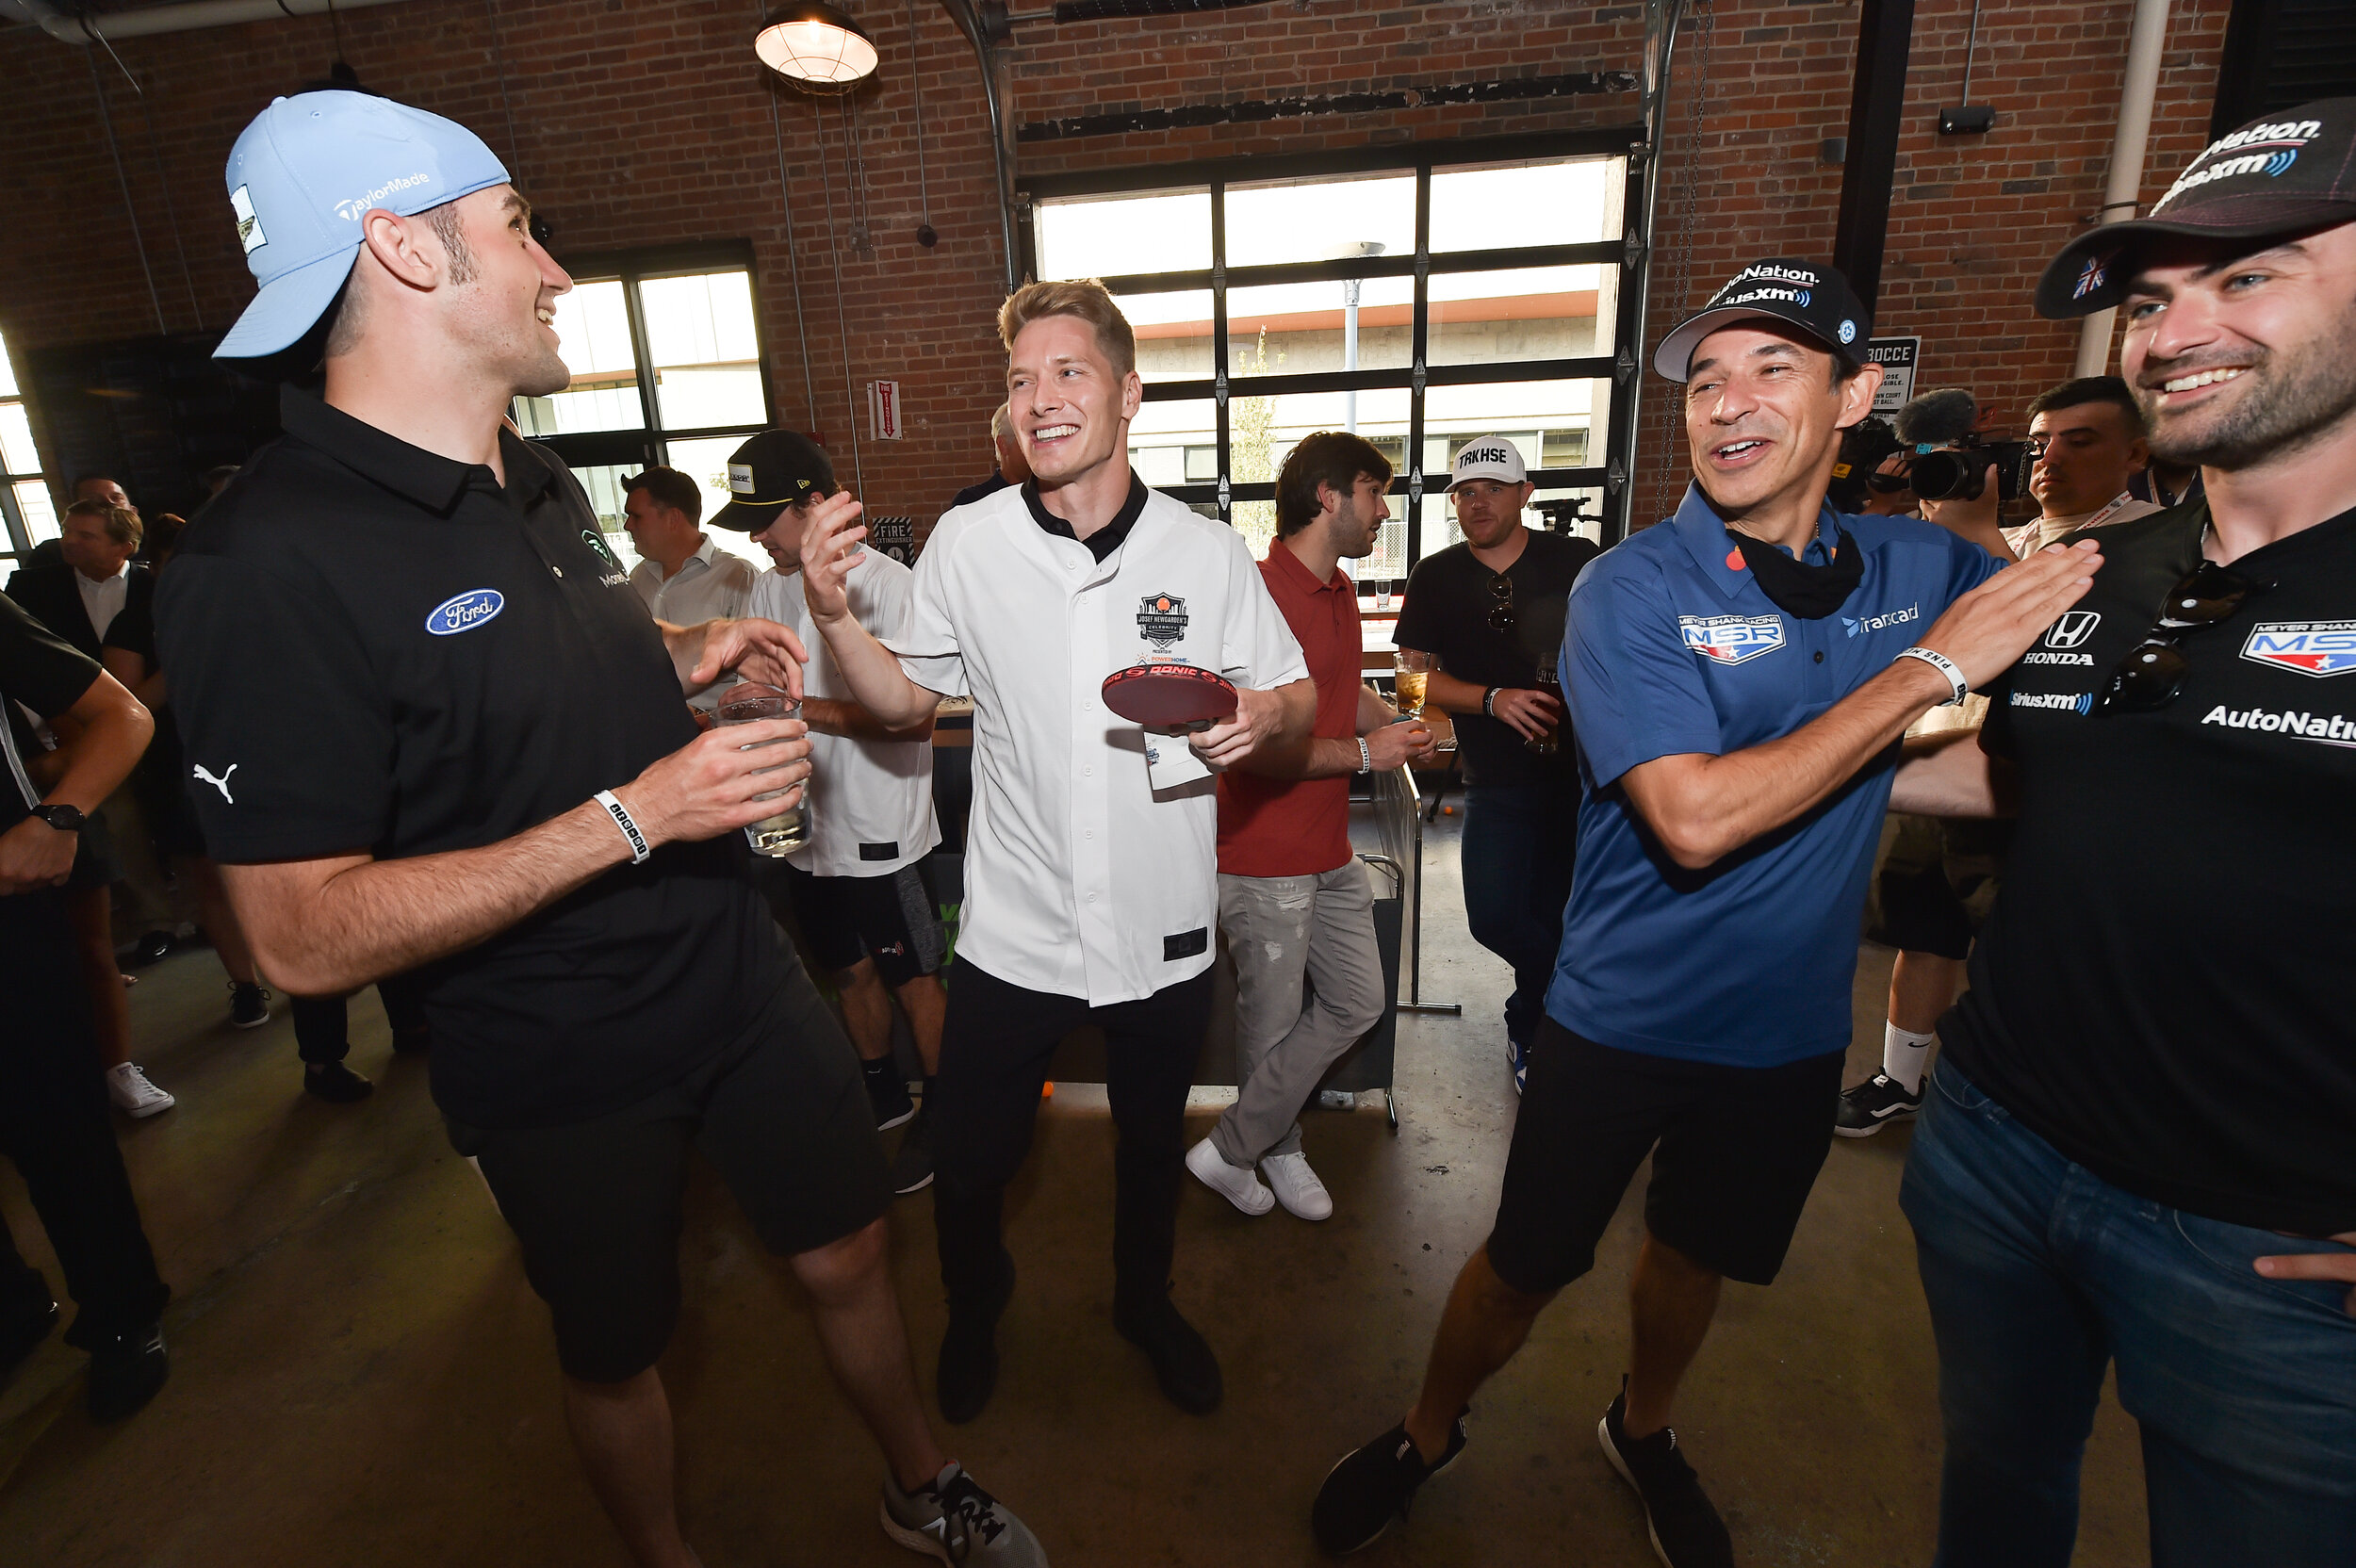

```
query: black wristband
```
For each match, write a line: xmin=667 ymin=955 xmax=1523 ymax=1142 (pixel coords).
xmin=1482 ymin=686 xmax=1502 ymax=717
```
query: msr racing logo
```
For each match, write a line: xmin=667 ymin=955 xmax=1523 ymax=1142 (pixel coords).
xmin=2202 ymin=704 xmax=2356 ymax=747
xmin=1137 ymin=592 xmax=1189 ymax=653
xmin=1679 ymin=613 xmax=1785 ymax=665
xmin=1841 ymin=603 xmax=1920 ymax=639
xmin=2009 ymin=690 xmax=2094 ymax=716
xmin=2239 ymin=620 xmax=2356 ymax=678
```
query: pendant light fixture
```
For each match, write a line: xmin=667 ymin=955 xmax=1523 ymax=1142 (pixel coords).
xmin=755 ymin=3 xmax=879 ymax=91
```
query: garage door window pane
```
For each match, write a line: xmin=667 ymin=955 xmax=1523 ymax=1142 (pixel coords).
xmin=1224 ymin=173 xmax=1416 ymax=268
xmin=1038 ymin=188 xmax=1212 ymax=279
xmin=641 ymin=272 xmax=767 ymax=431
xmin=1430 ymin=157 xmax=1624 ymax=252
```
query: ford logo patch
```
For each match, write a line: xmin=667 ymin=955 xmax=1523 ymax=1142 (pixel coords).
xmin=425 ymin=588 xmax=505 ymax=636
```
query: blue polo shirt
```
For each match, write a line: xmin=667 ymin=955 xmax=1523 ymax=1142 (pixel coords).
xmin=1545 ymin=483 xmax=2000 ymax=1066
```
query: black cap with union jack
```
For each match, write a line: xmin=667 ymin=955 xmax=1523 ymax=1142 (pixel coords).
xmin=2037 ymin=98 xmax=2356 ymax=319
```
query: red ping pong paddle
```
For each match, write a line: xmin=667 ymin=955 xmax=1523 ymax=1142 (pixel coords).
xmin=1102 ymin=662 xmax=1238 ymax=732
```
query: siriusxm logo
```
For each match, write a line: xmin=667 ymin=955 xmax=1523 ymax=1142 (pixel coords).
xmin=425 ymin=588 xmax=505 ymax=636
xmin=2240 ymin=620 xmax=2356 ymax=678
xmin=1841 ymin=603 xmax=1920 ymax=639
xmin=2010 ymin=690 xmax=2094 ymax=716
xmin=1730 ymin=285 xmax=1811 ymax=309
xmin=1679 ymin=613 xmax=1786 ymax=665
xmin=334 ymin=172 xmax=432 ymax=222
xmin=2156 ymin=121 xmax=2320 ymax=211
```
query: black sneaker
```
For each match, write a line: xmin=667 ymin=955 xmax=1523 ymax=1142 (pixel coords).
xmin=1311 ymin=1409 xmax=1468 ymax=1556
xmin=1597 ymin=1384 xmax=1732 ymax=1568
xmin=866 ymin=1064 xmax=917 ymax=1131
xmin=938 ymin=1252 xmax=1015 ymax=1426
xmin=87 ymin=1323 xmax=169 ymax=1422
xmin=228 ymin=982 xmax=272 ymax=1029
xmin=891 ymin=1105 xmax=934 ymax=1196
xmin=303 ymin=1061 xmax=374 ymax=1102
xmin=1112 ymin=1287 xmax=1220 ymax=1415
xmin=131 ymin=930 xmax=175 ymax=967
xmin=1834 ymin=1072 xmax=1923 ymax=1137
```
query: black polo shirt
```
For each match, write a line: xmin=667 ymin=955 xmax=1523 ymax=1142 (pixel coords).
xmin=155 ymin=386 xmax=784 ymax=1130
xmin=1943 ymin=501 xmax=2356 ymax=1234
xmin=1393 ymin=528 xmax=1598 ymax=787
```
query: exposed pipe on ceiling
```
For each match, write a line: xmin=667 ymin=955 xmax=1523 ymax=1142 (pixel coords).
xmin=937 ymin=0 xmax=1022 ymax=295
xmin=8 ymin=0 xmax=417 ymax=45
xmin=2073 ymin=0 xmax=2172 ymax=377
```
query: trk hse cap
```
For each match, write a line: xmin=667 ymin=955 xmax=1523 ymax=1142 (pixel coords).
xmin=1652 ymin=258 xmax=1872 ymax=382
xmin=1448 ymin=435 xmax=1529 ymax=490
xmin=215 ymin=91 xmax=511 ymax=360
xmin=2037 ymin=98 xmax=2356 ymax=318
xmin=711 ymin=429 xmax=837 ymax=531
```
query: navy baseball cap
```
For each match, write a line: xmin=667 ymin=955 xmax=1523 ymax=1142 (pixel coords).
xmin=710 ymin=430 xmax=837 ymax=531
xmin=2037 ymin=98 xmax=2356 ymax=318
xmin=1653 ymin=258 xmax=1872 ymax=381
xmin=215 ymin=91 xmax=511 ymax=360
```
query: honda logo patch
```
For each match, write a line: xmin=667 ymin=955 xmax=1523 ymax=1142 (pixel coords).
xmin=2044 ymin=611 xmax=2102 ymax=649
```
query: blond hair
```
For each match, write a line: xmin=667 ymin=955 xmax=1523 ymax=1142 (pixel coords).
xmin=998 ymin=279 xmax=1136 ymax=380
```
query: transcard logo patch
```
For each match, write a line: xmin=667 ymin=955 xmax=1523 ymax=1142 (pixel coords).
xmin=1679 ymin=613 xmax=1785 ymax=665
xmin=2240 ymin=620 xmax=2356 ymax=678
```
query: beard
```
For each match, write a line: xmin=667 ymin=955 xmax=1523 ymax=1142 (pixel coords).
xmin=2140 ymin=294 xmax=2356 ymax=471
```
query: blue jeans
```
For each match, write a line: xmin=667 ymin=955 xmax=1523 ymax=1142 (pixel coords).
xmin=1901 ymin=1058 xmax=2356 ymax=1568
xmin=1459 ymin=783 xmax=1577 ymax=1050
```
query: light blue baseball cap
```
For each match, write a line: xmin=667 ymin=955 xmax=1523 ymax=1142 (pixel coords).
xmin=215 ymin=91 xmax=510 ymax=360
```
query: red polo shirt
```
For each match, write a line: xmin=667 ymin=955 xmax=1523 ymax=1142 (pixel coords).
xmin=1217 ymin=543 xmax=1362 ymax=876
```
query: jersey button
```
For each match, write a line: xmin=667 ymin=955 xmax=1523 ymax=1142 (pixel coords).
xmin=1813 ymin=650 xmax=1824 ymax=663
xmin=1083 ymin=765 xmax=1094 ymax=776
xmin=551 ymin=565 xmax=564 ymax=579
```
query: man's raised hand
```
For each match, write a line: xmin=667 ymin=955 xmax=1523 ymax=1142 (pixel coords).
xmin=799 ymin=491 xmax=870 ymax=626
xmin=1913 ymin=539 xmax=2103 ymax=692
xmin=688 ymin=617 xmax=810 ymax=700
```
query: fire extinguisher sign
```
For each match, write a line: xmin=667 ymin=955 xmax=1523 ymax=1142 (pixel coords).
xmin=867 ymin=380 xmax=905 ymax=440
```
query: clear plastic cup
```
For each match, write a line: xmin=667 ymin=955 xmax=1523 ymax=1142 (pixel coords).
xmin=713 ymin=682 xmax=808 ymax=858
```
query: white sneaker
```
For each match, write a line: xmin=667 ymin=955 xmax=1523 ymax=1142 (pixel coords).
xmin=1260 ymin=1151 xmax=1333 ymax=1220
xmin=1186 ymin=1136 xmax=1273 ymax=1216
xmin=107 ymin=1063 xmax=175 ymax=1119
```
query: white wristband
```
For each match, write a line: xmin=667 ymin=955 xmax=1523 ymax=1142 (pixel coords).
xmin=1356 ymin=736 xmax=1373 ymax=775
xmin=1895 ymin=646 xmax=1970 ymax=707
xmin=594 ymin=789 xmax=652 ymax=864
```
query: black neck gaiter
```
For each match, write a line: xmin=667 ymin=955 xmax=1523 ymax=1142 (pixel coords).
xmin=1731 ymin=528 xmax=1863 ymax=619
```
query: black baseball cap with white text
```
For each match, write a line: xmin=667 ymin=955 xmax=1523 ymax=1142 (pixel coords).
xmin=1652 ymin=259 xmax=1873 ymax=381
xmin=2037 ymin=98 xmax=2356 ymax=318
xmin=709 ymin=429 xmax=836 ymax=531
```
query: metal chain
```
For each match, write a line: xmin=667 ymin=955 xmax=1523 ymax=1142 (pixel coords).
xmin=1653 ymin=0 xmax=1714 ymax=485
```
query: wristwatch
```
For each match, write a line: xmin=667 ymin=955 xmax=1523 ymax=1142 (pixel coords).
xmin=29 ymin=803 xmax=86 ymax=834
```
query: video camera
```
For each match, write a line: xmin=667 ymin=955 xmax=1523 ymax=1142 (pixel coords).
xmin=1828 ymin=416 xmax=1904 ymax=512
xmin=1906 ymin=434 xmax=2037 ymax=504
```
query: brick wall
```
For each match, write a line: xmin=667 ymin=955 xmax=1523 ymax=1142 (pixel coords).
xmin=0 ymin=0 xmax=2230 ymax=543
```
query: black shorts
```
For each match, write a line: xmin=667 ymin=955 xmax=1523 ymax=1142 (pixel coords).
xmin=1485 ymin=1020 xmax=1844 ymax=1291
xmin=444 ymin=964 xmax=891 ymax=1383
xmin=1864 ymin=813 xmax=2008 ymax=960
xmin=777 ymin=859 xmax=945 ymax=988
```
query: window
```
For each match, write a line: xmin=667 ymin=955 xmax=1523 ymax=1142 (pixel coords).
xmin=513 ymin=246 xmax=776 ymax=574
xmin=0 ymin=332 xmax=57 ymax=565
xmin=1026 ymin=135 xmax=1634 ymax=582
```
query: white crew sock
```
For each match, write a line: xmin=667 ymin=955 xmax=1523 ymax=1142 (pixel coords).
xmin=1882 ymin=1024 xmax=1937 ymax=1095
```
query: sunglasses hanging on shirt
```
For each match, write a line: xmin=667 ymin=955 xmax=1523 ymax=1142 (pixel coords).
xmin=1487 ymin=574 xmax=1515 ymax=636
xmin=2097 ymin=558 xmax=2273 ymax=714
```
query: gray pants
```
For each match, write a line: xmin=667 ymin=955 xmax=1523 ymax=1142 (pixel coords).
xmin=1211 ymin=862 xmax=1386 ymax=1168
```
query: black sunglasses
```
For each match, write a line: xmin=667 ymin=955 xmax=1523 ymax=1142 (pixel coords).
xmin=2097 ymin=559 xmax=2271 ymax=714
xmin=1487 ymin=574 xmax=1515 ymax=635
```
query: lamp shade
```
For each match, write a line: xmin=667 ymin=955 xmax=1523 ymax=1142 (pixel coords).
xmin=755 ymin=4 xmax=878 ymax=90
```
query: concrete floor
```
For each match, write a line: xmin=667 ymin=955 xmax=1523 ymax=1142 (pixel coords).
xmin=0 ymin=811 xmax=2150 ymax=1566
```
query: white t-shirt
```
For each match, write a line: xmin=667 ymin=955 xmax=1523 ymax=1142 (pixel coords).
xmin=747 ymin=554 xmax=940 ymax=878
xmin=890 ymin=479 xmax=1308 ymax=1004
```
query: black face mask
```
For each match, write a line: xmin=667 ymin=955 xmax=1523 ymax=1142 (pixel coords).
xmin=1730 ymin=527 xmax=1864 ymax=619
